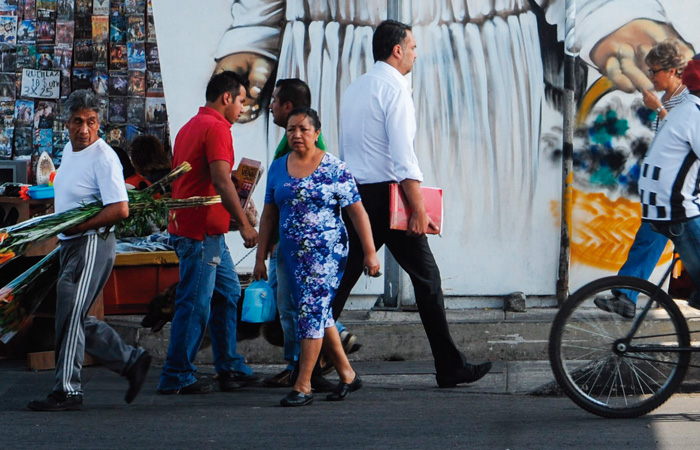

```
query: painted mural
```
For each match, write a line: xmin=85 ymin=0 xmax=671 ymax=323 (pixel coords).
xmin=152 ymin=0 xmax=700 ymax=297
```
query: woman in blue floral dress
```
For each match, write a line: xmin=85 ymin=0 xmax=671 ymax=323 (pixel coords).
xmin=254 ymin=107 xmax=380 ymax=407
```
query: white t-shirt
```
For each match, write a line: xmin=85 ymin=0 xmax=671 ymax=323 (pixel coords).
xmin=639 ymin=94 xmax=700 ymax=222
xmin=53 ymin=138 xmax=128 ymax=240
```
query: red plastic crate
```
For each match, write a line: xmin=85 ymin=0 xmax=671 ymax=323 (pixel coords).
xmin=103 ymin=251 xmax=180 ymax=315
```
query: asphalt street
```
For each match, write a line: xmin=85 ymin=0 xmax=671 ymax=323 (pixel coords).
xmin=3 ymin=359 xmax=700 ymax=449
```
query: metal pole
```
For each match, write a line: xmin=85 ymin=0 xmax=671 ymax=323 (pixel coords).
xmin=557 ymin=0 xmax=577 ymax=305
xmin=375 ymin=0 xmax=410 ymax=310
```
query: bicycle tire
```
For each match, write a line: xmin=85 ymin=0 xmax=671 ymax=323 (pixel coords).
xmin=549 ymin=276 xmax=690 ymax=418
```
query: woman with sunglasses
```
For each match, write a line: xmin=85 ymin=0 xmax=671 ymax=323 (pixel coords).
xmin=643 ymin=40 xmax=691 ymax=133
xmin=595 ymin=39 xmax=690 ymax=319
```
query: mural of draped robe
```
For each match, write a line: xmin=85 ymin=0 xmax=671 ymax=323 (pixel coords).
xmin=152 ymin=0 xmax=699 ymax=295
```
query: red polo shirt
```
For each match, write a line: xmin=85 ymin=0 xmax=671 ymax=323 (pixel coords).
xmin=168 ymin=106 xmax=234 ymax=240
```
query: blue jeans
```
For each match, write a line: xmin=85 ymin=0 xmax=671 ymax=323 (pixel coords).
xmin=617 ymin=222 xmax=668 ymax=303
xmin=271 ymin=248 xmax=299 ymax=370
xmin=650 ymin=218 xmax=700 ymax=305
xmin=270 ymin=247 xmax=346 ymax=370
xmin=158 ymin=234 xmax=252 ymax=391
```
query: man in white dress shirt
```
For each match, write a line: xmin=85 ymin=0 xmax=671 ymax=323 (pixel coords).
xmin=335 ymin=20 xmax=491 ymax=388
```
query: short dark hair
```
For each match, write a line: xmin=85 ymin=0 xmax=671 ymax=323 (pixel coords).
xmin=288 ymin=106 xmax=321 ymax=132
xmin=275 ymin=78 xmax=311 ymax=108
xmin=205 ymin=71 xmax=248 ymax=103
xmin=128 ymin=134 xmax=171 ymax=177
xmin=63 ymin=89 xmax=101 ymax=120
xmin=372 ymin=20 xmax=412 ymax=62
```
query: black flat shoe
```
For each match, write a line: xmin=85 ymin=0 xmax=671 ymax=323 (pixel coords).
xmin=436 ymin=362 xmax=492 ymax=388
xmin=326 ymin=374 xmax=363 ymax=401
xmin=280 ymin=390 xmax=314 ymax=407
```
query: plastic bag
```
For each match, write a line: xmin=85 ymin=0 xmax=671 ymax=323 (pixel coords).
xmin=241 ymin=279 xmax=276 ymax=323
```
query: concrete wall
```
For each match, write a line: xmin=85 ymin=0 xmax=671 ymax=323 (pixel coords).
xmin=152 ymin=0 xmax=700 ymax=297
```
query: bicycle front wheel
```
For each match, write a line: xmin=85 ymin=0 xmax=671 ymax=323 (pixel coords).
xmin=549 ymin=276 xmax=690 ymax=418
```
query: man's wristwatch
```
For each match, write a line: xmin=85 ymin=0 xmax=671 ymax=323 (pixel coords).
xmin=656 ymin=106 xmax=664 ymax=113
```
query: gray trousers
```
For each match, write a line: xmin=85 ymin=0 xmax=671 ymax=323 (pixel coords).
xmin=54 ymin=233 xmax=142 ymax=396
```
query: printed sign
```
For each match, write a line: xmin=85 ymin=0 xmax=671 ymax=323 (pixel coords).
xmin=20 ymin=68 xmax=60 ymax=99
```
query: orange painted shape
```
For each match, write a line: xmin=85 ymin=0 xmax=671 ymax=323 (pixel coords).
xmin=570 ymin=190 xmax=673 ymax=271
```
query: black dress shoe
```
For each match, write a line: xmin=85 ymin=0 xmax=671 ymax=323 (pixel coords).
xmin=436 ymin=362 xmax=492 ymax=388
xmin=326 ymin=374 xmax=363 ymax=401
xmin=280 ymin=390 xmax=314 ymax=407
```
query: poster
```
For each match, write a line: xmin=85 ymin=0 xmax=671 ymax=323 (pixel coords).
xmin=0 ymin=47 xmax=16 ymax=71
xmin=55 ymin=20 xmax=74 ymax=46
xmin=91 ymin=14 xmax=108 ymax=43
xmin=0 ymin=127 xmax=12 ymax=159
xmin=145 ymin=42 xmax=158 ymax=70
xmin=125 ymin=0 xmax=144 ymax=15
xmin=16 ymin=44 xmax=36 ymax=69
xmin=36 ymin=46 xmax=53 ymax=70
xmin=72 ymin=67 xmax=91 ymax=90
xmin=13 ymin=127 xmax=33 ymax=159
xmin=104 ymin=124 xmax=125 ymax=148
xmin=127 ymin=69 xmax=144 ymax=96
xmin=127 ymin=96 xmax=144 ymax=126
xmin=108 ymin=95 xmax=126 ymax=123
xmin=75 ymin=0 xmax=90 ymax=15
xmin=36 ymin=0 xmax=56 ymax=12
xmin=56 ymin=0 xmax=73 ymax=20
xmin=146 ymin=14 xmax=155 ymax=43
xmin=0 ymin=72 xmax=15 ymax=100
xmin=0 ymin=16 xmax=18 ymax=45
xmin=92 ymin=69 xmax=107 ymax=94
xmin=53 ymin=45 xmax=72 ymax=70
xmin=17 ymin=19 xmax=35 ymax=44
xmin=36 ymin=9 xmax=55 ymax=43
xmin=145 ymin=96 xmax=165 ymax=123
xmin=145 ymin=69 xmax=161 ymax=96
xmin=93 ymin=0 xmax=108 ymax=16
xmin=73 ymin=39 xmax=92 ymax=67
xmin=109 ymin=4 xmax=125 ymax=42
xmin=14 ymin=98 xmax=33 ymax=126
xmin=33 ymin=100 xmax=55 ymax=128
xmin=108 ymin=70 xmax=127 ymax=95
xmin=127 ymin=15 xmax=144 ymax=42
xmin=126 ymin=42 xmax=144 ymax=70
xmin=109 ymin=43 xmax=126 ymax=69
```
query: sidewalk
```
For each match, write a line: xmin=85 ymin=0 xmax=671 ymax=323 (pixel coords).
xmin=105 ymin=307 xmax=559 ymax=366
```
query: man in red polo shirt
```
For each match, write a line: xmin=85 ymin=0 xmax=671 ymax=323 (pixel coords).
xmin=157 ymin=71 xmax=259 ymax=395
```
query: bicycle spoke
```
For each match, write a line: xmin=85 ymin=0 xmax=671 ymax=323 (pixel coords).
xmin=549 ymin=276 xmax=690 ymax=418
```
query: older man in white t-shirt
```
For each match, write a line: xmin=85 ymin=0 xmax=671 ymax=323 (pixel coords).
xmin=28 ymin=90 xmax=151 ymax=412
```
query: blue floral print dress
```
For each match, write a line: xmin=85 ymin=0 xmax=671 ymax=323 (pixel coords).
xmin=265 ymin=152 xmax=361 ymax=339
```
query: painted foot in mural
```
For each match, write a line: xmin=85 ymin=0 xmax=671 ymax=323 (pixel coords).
xmin=593 ymin=292 xmax=636 ymax=319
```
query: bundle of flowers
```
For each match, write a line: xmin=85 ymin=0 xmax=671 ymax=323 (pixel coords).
xmin=0 ymin=162 xmax=226 ymax=341
xmin=0 ymin=162 xmax=220 ymax=267
xmin=0 ymin=247 xmax=60 ymax=343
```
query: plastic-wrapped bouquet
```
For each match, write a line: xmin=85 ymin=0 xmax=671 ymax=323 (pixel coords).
xmin=0 ymin=162 xmax=220 ymax=267
xmin=0 ymin=247 xmax=60 ymax=343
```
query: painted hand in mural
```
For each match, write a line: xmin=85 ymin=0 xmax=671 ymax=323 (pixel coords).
xmin=215 ymin=52 xmax=275 ymax=123
xmin=590 ymin=19 xmax=694 ymax=93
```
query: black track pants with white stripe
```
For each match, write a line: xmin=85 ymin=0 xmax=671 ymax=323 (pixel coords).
xmin=53 ymin=233 xmax=142 ymax=396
